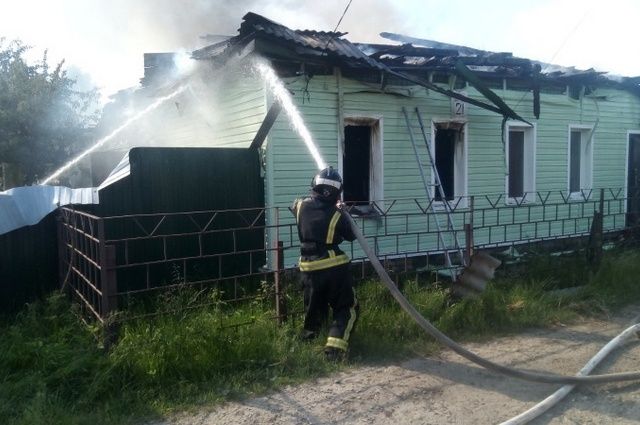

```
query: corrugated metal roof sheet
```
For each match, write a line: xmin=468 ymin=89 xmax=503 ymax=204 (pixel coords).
xmin=0 ymin=186 xmax=98 ymax=235
xmin=192 ymin=12 xmax=638 ymax=95
xmin=242 ymin=13 xmax=385 ymax=69
xmin=193 ymin=12 xmax=386 ymax=70
xmin=97 ymin=152 xmax=130 ymax=191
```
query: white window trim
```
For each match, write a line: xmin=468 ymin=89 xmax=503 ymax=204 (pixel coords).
xmin=504 ymin=121 xmax=536 ymax=205
xmin=430 ymin=118 xmax=468 ymax=209
xmin=338 ymin=114 xmax=384 ymax=208
xmin=567 ymin=124 xmax=594 ymax=201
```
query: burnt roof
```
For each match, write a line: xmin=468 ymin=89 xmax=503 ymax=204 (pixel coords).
xmin=191 ymin=12 xmax=639 ymax=102
xmin=194 ymin=12 xmax=385 ymax=70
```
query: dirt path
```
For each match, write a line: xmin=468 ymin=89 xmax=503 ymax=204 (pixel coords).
xmin=163 ymin=308 xmax=640 ymax=425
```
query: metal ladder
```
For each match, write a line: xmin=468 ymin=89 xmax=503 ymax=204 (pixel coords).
xmin=402 ymin=106 xmax=467 ymax=275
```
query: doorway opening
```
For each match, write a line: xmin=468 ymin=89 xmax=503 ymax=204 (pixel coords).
xmin=627 ymin=132 xmax=640 ymax=226
xmin=343 ymin=125 xmax=371 ymax=205
xmin=432 ymin=121 xmax=466 ymax=202
xmin=341 ymin=116 xmax=383 ymax=212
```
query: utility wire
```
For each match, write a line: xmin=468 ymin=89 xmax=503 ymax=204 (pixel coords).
xmin=332 ymin=0 xmax=354 ymax=33
xmin=543 ymin=9 xmax=591 ymax=74
xmin=323 ymin=0 xmax=355 ymax=52
xmin=513 ymin=9 xmax=591 ymax=110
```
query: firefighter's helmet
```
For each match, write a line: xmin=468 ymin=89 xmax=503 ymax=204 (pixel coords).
xmin=311 ymin=167 xmax=342 ymax=198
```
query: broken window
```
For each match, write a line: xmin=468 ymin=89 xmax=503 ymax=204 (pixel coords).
xmin=508 ymin=130 xmax=525 ymax=197
xmin=435 ymin=129 xmax=456 ymax=201
xmin=433 ymin=122 xmax=466 ymax=203
xmin=341 ymin=117 xmax=383 ymax=211
xmin=506 ymin=123 xmax=535 ymax=203
xmin=568 ymin=127 xmax=593 ymax=196
xmin=568 ymin=85 xmax=583 ymax=100
xmin=569 ymin=131 xmax=581 ymax=193
xmin=343 ymin=125 xmax=371 ymax=205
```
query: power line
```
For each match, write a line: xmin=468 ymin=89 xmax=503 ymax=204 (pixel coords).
xmin=543 ymin=10 xmax=590 ymax=73
xmin=514 ymin=9 xmax=591 ymax=110
xmin=323 ymin=0 xmax=355 ymax=51
xmin=332 ymin=0 xmax=354 ymax=33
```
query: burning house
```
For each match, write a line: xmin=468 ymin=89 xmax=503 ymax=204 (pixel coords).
xmin=4 ymin=11 xmax=640 ymax=316
xmin=111 ymin=11 xmax=639 ymax=270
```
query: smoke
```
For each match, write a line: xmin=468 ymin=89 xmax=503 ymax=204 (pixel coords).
xmin=4 ymin=0 xmax=639 ymax=99
xmin=106 ymin=0 xmax=410 ymax=48
xmin=18 ymin=0 xmax=411 ymax=97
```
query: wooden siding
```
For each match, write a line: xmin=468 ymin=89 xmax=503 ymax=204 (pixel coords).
xmin=215 ymin=76 xmax=267 ymax=147
xmin=262 ymin=72 xmax=640 ymax=267
xmin=100 ymin=71 xmax=266 ymax=150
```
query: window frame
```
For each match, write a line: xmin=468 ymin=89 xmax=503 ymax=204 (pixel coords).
xmin=567 ymin=124 xmax=594 ymax=200
xmin=504 ymin=121 xmax=536 ymax=205
xmin=338 ymin=114 xmax=384 ymax=212
xmin=430 ymin=119 xmax=468 ymax=209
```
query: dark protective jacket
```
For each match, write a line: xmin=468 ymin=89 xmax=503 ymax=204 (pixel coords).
xmin=292 ymin=193 xmax=356 ymax=272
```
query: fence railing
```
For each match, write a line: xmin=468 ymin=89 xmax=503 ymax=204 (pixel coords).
xmin=58 ymin=208 xmax=117 ymax=323
xmin=58 ymin=188 xmax=638 ymax=326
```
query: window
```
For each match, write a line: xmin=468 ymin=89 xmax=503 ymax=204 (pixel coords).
xmin=340 ymin=117 xmax=383 ymax=211
xmin=432 ymin=121 xmax=467 ymax=204
xmin=506 ymin=123 xmax=535 ymax=203
xmin=568 ymin=126 xmax=593 ymax=197
xmin=343 ymin=126 xmax=371 ymax=205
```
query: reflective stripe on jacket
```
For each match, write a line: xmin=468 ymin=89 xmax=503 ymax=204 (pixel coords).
xmin=292 ymin=194 xmax=356 ymax=272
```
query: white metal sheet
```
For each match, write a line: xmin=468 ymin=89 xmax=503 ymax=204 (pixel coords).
xmin=0 ymin=185 xmax=99 ymax=235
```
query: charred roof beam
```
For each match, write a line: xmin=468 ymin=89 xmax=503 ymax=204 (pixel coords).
xmin=453 ymin=61 xmax=532 ymax=125
xmin=386 ymin=69 xmax=505 ymax=116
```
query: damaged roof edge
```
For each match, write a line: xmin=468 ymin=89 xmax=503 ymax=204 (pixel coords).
xmin=191 ymin=12 xmax=639 ymax=108
xmin=192 ymin=12 xmax=536 ymax=121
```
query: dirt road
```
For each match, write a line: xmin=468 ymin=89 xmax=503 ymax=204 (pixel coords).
xmin=163 ymin=308 xmax=640 ymax=425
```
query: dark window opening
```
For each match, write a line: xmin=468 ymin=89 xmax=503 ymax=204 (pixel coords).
xmin=435 ymin=128 xmax=457 ymax=201
xmin=569 ymin=131 xmax=581 ymax=192
xmin=506 ymin=79 xmax=532 ymax=92
xmin=453 ymin=78 xmax=467 ymax=89
xmin=432 ymin=72 xmax=450 ymax=84
xmin=482 ymin=78 xmax=504 ymax=90
xmin=568 ymin=85 xmax=583 ymax=100
xmin=343 ymin=125 xmax=371 ymax=206
xmin=508 ymin=130 xmax=525 ymax=198
xmin=627 ymin=134 xmax=640 ymax=226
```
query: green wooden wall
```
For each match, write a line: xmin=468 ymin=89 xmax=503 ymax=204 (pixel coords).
xmin=261 ymin=71 xmax=640 ymax=268
xmin=99 ymin=66 xmax=266 ymax=151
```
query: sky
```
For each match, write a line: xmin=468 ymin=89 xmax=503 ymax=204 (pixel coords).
xmin=1 ymin=0 xmax=638 ymax=100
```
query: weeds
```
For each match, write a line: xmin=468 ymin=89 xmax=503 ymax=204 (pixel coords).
xmin=2 ymin=249 xmax=640 ymax=424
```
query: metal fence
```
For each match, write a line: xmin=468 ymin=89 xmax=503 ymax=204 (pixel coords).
xmin=58 ymin=207 xmax=117 ymax=323
xmin=58 ymin=187 xmax=636 ymax=326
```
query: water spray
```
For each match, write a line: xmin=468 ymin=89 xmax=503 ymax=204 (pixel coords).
xmin=41 ymin=85 xmax=188 ymax=185
xmin=254 ymin=60 xmax=326 ymax=170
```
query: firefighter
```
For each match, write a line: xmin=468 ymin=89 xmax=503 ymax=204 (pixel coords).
xmin=292 ymin=166 xmax=358 ymax=360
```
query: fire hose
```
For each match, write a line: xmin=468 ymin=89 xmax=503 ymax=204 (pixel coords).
xmin=343 ymin=211 xmax=640 ymax=385
xmin=500 ymin=322 xmax=640 ymax=424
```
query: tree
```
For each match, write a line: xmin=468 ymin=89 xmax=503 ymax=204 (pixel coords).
xmin=0 ymin=38 xmax=99 ymax=186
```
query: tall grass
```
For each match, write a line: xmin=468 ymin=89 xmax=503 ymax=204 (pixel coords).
xmin=2 ymin=249 xmax=640 ymax=424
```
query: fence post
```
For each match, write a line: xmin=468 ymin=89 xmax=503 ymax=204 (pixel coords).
xmin=274 ymin=208 xmax=287 ymax=324
xmin=98 ymin=218 xmax=118 ymax=347
xmin=56 ymin=213 xmax=67 ymax=291
xmin=587 ymin=189 xmax=605 ymax=269
xmin=464 ymin=196 xmax=475 ymax=264
xmin=275 ymin=241 xmax=287 ymax=324
xmin=100 ymin=245 xmax=118 ymax=317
